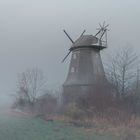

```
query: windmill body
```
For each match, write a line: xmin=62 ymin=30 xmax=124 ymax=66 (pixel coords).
xmin=62 ymin=25 xmax=109 ymax=104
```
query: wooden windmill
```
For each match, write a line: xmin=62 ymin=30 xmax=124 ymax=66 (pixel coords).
xmin=62 ymin=22 xmax=109 ymax=104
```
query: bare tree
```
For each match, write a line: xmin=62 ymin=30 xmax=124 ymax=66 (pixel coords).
xmin=16 ymin=68 xmax=47 ymax=108
xmin=106 ymin=47 xmax=139 ymax=98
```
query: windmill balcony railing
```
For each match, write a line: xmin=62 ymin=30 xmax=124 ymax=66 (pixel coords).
xmin=95 ymin=40 xmax=107 ymax=48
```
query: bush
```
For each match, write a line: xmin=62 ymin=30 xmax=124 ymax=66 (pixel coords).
xmin=64 ymin=103 xmax=86 ymax=120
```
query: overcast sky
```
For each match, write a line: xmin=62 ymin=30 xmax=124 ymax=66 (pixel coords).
xmin=0 ymin=0 xmax=140 ymax=105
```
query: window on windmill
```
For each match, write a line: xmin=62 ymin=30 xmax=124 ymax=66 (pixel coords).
xmin=73 ymin=53 xmax=76 ymax=59
xmin=71 ymin=67 xmax=75 ymax=73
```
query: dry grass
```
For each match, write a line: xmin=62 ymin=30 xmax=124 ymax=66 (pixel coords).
xmin=83 ymin=115 xmax=140 ymax=139
xmin=53 ymin=114 xmax=140 ymax=139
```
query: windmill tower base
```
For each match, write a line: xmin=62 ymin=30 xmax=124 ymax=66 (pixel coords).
xmin=62 ymin=80 xmax=110 ymax=105
xmin=63 ymin=85 xmax=91 ymax=104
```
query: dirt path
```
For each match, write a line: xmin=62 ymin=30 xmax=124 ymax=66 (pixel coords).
xmin=0 ymin=108 xmax=31 ymax=118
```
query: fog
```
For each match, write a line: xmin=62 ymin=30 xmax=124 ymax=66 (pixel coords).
xmin=0 ymin=0 xmax=140 ymax=107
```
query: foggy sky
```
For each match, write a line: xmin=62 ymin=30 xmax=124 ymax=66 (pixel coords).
xmin=0 ymin=0 xmax=140 ymax=106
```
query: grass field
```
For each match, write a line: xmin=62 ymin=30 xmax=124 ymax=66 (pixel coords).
xmin=0 ymin=112 xmax=122 ymax=140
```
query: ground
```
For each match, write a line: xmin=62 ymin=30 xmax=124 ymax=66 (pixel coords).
xmin=0 ymin=109 xmax=122 ymax=140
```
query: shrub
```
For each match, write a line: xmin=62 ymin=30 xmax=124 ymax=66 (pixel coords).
xmin=64 ymin=103 xmax=86 ymax=120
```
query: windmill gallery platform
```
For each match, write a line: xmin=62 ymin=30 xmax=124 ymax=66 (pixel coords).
xmin=62 ymin=23 xmax=109 ymax=104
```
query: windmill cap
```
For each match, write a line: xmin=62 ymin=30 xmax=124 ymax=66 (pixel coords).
xmin=72 ymin=35 xmax=99 ymax=47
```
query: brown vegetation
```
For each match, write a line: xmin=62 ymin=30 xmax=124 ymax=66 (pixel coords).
xmin=62 ymin=79 xmax=140 ymax=139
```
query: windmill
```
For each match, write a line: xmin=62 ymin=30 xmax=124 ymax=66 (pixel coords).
xmin=62 ymin=22 xmax=109 ymax=104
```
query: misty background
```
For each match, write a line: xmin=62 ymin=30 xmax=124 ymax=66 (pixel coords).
xmin=0 ymin=0 xmax=140 ymax=106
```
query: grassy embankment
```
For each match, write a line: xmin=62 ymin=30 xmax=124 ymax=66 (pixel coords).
xmin=0 ymin=114 xmax=121 ymax=140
